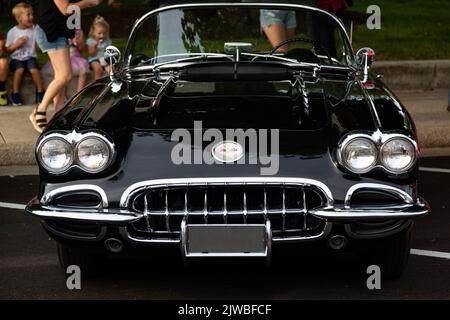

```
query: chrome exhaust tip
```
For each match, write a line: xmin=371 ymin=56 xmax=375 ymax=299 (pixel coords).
xmin=104 ymin=238 xmax=124 ymax=253
xmin=328 ymin=235 xmax=348 ymax=250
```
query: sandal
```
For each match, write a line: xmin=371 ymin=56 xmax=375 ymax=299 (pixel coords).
xmin=29 ymin=110 xmax=47 ymax=133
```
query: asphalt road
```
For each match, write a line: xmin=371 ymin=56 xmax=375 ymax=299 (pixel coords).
xmin=0 ymin=158 xmax=449 ymax=300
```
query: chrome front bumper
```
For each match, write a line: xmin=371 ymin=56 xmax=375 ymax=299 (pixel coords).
xmin=26 ymin=197 xmax=430 ymax=224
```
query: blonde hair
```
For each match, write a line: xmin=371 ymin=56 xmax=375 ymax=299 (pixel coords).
xmin=12 ymin=2 xmax=32 ymax=18
xmin=89 ymin=15 xmax=110 ymax=38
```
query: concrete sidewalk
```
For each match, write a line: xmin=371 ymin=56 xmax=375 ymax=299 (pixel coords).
xmin=0 ymin=90 xmax=450 ymax=166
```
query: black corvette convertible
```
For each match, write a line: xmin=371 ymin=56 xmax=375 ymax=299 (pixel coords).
xmin=26 ymin=0 xmax=430 ymax=278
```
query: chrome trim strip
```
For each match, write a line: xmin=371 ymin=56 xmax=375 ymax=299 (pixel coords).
xmin=125 ymin=2 xmax=354 ymax=68
xmin=41 ymin=184 xmax=109 ymax=208
xmin=28 ymin=209 xmax=142 ymax=223
xmin=120 ymin=177 xmax=334 ymax=208
xmin=344 ymin=183 xmax=414 ymax=209
xmin=311 ymin=198 xmax=429 ymax=222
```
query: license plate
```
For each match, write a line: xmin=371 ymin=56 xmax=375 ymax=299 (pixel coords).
xmin=181 ymin=222 xmax=271 ymax=258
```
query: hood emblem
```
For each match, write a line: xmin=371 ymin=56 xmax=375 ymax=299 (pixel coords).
xmin=212 ymin=141 xmax=244 ymax=163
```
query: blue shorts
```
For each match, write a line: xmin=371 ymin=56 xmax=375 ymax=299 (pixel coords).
xmin=10 ymin=58 xmax=38 ymax=72
xmin=260 ymin=10 xmax=297 ymax=29
xmin=35 ymin=25 xmax=69 ymax=53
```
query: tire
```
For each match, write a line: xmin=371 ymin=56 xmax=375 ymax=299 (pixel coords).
xmin=57 ymin=243 xmax=107 ymax=278
xmin=357 ymin=228 xmax=412 ymax=279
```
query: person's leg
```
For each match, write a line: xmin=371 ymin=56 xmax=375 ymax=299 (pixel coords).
xmin=77 ymin=68 xmax=87 ymax=92
xmin=29 ymin=68 xmax=44 ymax=92
xmin=12 ymin=67 xmax=25 ymax=94
xmin=0 ymin=58 xmax=8 ymax=82
xmin=31 ymin=48 xmax=72 ymax=132
xmin=263 ymin=24 xmax=288 ymax=52
xmin=91 ymin=61 xmax=103 ymax=80
xmin=0 ymin=58 xmax=8 ymax=106
xmin=36 ymin=48 xmax=72 ymax=114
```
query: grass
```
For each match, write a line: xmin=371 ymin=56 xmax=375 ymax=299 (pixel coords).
xmin=351 ymin=0 xmax=450 ymax=60
xmin=1 ymin=0 xmax=449 ymax=62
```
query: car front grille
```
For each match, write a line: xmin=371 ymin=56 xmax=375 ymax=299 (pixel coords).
xmin=126 ymin=182 xmax=329 ymax=241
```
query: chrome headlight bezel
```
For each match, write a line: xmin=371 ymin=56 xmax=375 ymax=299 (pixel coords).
xmin=36 ymin=131 xmax=114 ymax=175
xmin=339 ymin=136 xmax=378 ymax=174
xmin=380 ymin=137 xmax=417 ymax=174
xmin=37 ymin=136 xmax=74 ymax=174
xmin=338 ymin=132 xmax=418 ymax=175
xmin=76 ymin=136 xmax=113 ymax=174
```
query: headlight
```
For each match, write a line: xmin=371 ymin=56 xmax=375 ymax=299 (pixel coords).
xmin=38 ymin=138 xmax=73 ymax=173
xmin=76 ymin=137 xmax=111 ymax=173
xmin=381 ymin=138 xmax=416 ymax=173
xmin=341 ymin=138 xmax=377 ymax=173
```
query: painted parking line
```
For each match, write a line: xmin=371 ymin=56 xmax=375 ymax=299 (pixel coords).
xmin=411 ymin=249 xmax=450 ymax=260
xmin=0 ymin=202 xmax=26 ymax=210
xmin=420 ymin=167 xmax=450 ymax=174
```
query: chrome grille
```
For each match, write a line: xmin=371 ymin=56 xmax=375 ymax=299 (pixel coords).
xmin=127 ymin=183 xmax=328 ymax=241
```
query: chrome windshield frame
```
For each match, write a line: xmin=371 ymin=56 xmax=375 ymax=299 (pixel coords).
xmin=123 ymin=2 xmax=355 ymax=70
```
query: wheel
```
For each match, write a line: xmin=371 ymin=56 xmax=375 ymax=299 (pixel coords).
xmin=57 ymin=243 xmax=107 ymax=277
xmin=357 ymin=228 xmax=412 ymax=279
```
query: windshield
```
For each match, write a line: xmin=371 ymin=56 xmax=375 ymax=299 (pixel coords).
xmin=126 ymin=5 xmax=354 ymax=68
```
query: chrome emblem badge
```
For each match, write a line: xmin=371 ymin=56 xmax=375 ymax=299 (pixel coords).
xmin=212 ymin=141 xmax=244 ymax=163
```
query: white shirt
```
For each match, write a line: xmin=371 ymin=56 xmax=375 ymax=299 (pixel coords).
xmin=5 ymin=26 xmax=37 ymax=61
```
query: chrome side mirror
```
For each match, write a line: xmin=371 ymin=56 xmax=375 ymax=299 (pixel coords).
xmin=356 ymin=47 xmax=375 ymax=81
xmin=104 ymin=45 xmax=122 ymax=92
xmin=104 ymin=45 xmax=121 ymax=77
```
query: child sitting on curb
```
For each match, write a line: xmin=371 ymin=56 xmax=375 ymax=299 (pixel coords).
xmin=5 ymin=2 xmax=45 ymax=106
xmin=0 ymin=32 xmax=8 ymax=106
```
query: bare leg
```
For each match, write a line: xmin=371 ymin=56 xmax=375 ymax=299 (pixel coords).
xmin=12 ymin=68 xmax=25 ymax=93
xmin=263 ymin=23 xmax=288 ymax=52
xmin=29 ymin=68 xmax=44 ymax=92
xmin=0 ymin=58 xmax=8 ymax=82
xmin=36 ymin=48 xmax=72 ymax=113
xmin=77 ymin=68 xmax=87 ymax=92
xmin=91 ymin=62 xmax=103 ymax=80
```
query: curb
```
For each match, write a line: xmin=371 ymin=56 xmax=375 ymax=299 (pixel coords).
xmin=372 ymin=60 xmax=450 ymax=91
xmin=0 ymin=142 xmax=37 ymax=166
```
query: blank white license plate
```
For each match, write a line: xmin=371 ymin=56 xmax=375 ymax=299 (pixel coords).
xmin=182 ymin=223 xmax=270 ymax=258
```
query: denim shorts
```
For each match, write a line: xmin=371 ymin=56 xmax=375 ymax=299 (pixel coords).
xmin=35 ymin=25 xmax=69 ymax=53
xmin=10 ymin=58 xmax=38 ymax=72
xmin=260 ymin=10 xmax=297 ymax=29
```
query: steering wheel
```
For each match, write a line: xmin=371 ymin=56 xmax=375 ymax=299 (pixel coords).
xmin=270 ymin=37 xmax=333 ymax=64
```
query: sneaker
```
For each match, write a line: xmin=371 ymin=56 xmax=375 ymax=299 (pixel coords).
xmin=36 ymin=91 xmax=45 ymax=104
xmin=10 ymin=93 xmax=23 ymax=106
xmin=0 ymin=91 xmax=7 ymax=106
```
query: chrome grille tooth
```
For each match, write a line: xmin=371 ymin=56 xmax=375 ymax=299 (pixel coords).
xmin=223 ymin=188 xmax=228 ymax=224
xmin=263 ymin=187 xmax=268 ymax=221
xmin=243 ymin=188 xmax=247 ymax=224
xmin=144 ymin=194 xmax=152 ymax=232
xmin=282 ymin=187 xmax=286 ymax=232
xmin=203 ymin=189 xmax=208 ymax=224
xmin=165 ymin=189 xmax=170 ymax=232
xmin=184 ymin=187 xmax=189 ymax=220
xmin=303 ymin=188 xmax=307 ymax=230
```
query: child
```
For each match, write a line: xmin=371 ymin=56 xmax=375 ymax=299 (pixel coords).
xmin=0 ymin=32 xmax=8 ymax=106
xmin=42 ymin=29 xmax=89 ymax=92
xmin=5 ymin=2 xmax=45 ymax=106
xmin=86 ymin=15 xmax=112 ymax=80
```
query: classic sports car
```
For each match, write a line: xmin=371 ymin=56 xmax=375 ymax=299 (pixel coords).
xmin=27 ymin=0 xmax=430 ymax=278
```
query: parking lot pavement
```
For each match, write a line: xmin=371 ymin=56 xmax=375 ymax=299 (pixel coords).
xmin=0 ymin=158 xmax=449 ymax=299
